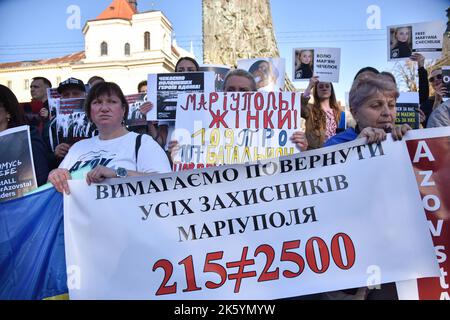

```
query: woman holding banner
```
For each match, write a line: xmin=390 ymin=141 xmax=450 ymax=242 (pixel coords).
xmin=47 ymin=82 xmax=170 ymax=195
xmin=301 ymin=76 xmax=345 ymax=149
xmin=0 ymin=85 xmax=50 ymax=186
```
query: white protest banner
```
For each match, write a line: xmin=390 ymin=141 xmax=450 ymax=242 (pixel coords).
xmin=292 ymin=48 xmax=341 ymax=82
xmin=64 ymin=135 xmax=440 ymax=299
xmin=237 ymin=58 xmax=285 ymax=92
xmin=147 ymin=72 xmax=215 ymax=121
xmin=0 ymin=125 xmax=37 ymax=202
xmin=387 ymin=21 xmax=446 ymax=61
xmin=396 ymin=92 xmax=420 ymax=129
xmin=172 ymin=92 xmax=300 ymax=171
xmin=396 ymin=127 xmax=450 ymax=300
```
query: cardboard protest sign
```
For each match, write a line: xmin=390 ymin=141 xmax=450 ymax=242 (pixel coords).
xmin=56 ymin=98 xmax=94 ymax=145
xmin=147 ymin=72 xmax=215 ymax=121
xmin=237 ymin=58 xmax=285 ymax=92
xmin=396 ymin=92 xmax=420 ymax=129
xmin=387 ymin=21 xmax=446 ymax=61
xmin=64 ymin=134 xmax=440 ymax=299
xmin=292 ymin=48 xmax=341 ymax=83
xmin=396 ymin=127 xmax=450 ymax=300
xmin=199 ymin=65 xmax=231 ymax=92
xmin=125 ymin=93 xmax=147 ymax=127
xmin=172 ymin=92 xmax=301 ymax=171
xmin=0 ymin=126 xmax=37 ymax=202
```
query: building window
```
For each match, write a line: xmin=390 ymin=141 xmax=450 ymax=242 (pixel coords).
xmin=24 ymin=79 xmax=29 ymax=90
xmin=101 ymin=41 xmax=108 ymax=56
xmin=124 ymin=43 xmax=130 ymax=56
xmin=7 ymin=81 xmax=12 ymax=89
xmin=144 ymin=32 xmax=150 ymax=51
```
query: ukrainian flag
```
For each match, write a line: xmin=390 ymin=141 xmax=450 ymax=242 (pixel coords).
xmin=0 ymin=188 xmax=68 ymax=300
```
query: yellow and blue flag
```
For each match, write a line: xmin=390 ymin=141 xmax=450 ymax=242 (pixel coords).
xmin=0 ymin=188 xmax=68 ymax=299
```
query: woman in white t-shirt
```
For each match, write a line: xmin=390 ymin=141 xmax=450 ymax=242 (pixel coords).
xmin=48 ymin=82 xmax=171 ymax=194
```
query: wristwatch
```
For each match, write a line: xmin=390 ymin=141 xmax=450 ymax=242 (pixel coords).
xmin=115 ymin=167 xmax=128 ymax=178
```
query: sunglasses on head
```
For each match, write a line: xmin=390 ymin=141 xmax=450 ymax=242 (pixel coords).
xmin=429 ymin=74 xmax=442 ymax=82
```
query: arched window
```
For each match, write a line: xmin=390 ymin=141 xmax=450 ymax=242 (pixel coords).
xmin=101 ymin=41 xmax=108 ymax=56
xmin=124 ymin=43 xmax=130 ymax=56
xmin=144 ymin=32 xmax=150 ymax=51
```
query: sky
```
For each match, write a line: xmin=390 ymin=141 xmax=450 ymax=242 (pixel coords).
xmin=0 ymin=0 xmax=448 ymax=103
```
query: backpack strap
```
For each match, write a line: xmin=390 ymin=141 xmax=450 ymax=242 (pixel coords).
xmin=338 ymin=111 xmax=346 ymax=129
xmin=135 ymin=134 xmax=143 ymax=163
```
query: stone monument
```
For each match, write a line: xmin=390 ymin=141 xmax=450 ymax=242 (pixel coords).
xmin=202 ymin=0 xmax=295 ymax=90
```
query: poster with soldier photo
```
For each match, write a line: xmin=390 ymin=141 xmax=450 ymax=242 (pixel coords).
xmin=125 ymin=93 xmax=147 ymax=127
xmin=395 ymin=92 xmax=420 ymax=129
xmin=237 ymin=58 xmax=285 ymax=92
xmin=147 ymin=72 xmax=215 ymax=121
xmin=387 ymin=21 xmax=446 ymax=61
xmin=0 ymin=125 xmax=37 ymax=202
xmin=47 ymin=87 xmax=61 ymax=119
xmin=199 ymin=64 xmax=231 ymax=91
xmin=56 ymin=98 xmax=95 ymax=145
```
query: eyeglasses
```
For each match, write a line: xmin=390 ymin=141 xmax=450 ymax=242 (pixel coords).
xmin=429 ymin=74 xmax=442 ymax=82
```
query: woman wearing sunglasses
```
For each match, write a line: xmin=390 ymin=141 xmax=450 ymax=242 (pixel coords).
xmin=417 ymin=66 xmax=448 ymax=127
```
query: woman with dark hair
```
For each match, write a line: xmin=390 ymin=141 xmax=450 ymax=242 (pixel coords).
xmin=47 ymin=82 xmax=171 ymax=194
xmin=301 ymin=77 xmax=345 ymax=149
xmin=0 ymin=84 xmax=49 ymax=186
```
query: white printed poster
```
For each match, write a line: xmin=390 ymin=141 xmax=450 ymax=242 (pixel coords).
xmin=396 ymin=92 xmax=420 ymax=129
xmin=64 ymin=134 xmax=440 ymax=299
